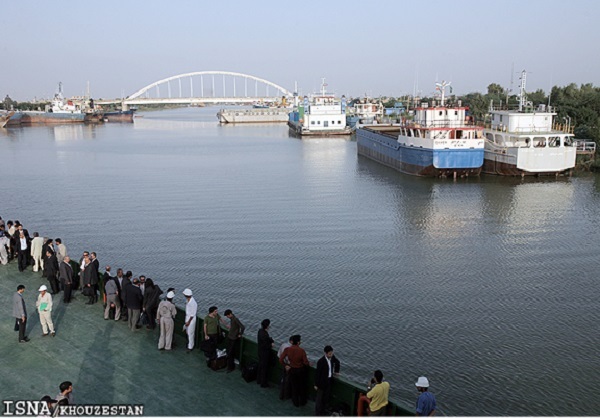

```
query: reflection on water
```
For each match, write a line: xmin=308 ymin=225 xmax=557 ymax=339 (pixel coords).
xmin=1 ymin=107 xmax=600 ymax=416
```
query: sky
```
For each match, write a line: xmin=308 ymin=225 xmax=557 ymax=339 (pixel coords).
xmin=2 ymin=0 xmax=599 ymax=101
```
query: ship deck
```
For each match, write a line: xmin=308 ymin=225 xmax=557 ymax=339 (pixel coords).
xmin=0 ymin=262 xmax=310 ymax=416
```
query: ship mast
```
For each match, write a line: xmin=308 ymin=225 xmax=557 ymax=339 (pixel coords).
xmin=518 ymin=70 xmax=527 ymax=112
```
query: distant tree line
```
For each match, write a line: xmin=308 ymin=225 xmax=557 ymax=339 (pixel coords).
xmin=2 ymin=95 xmax=49 ymax=111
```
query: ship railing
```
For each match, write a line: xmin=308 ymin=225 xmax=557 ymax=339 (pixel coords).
xmin=574 ymin=140 xmax=596 ymax=154
xmin=409 ymin=119 xmax=478 ymax=128
xmin=551 ymin=123 xmax=575 ymax=134
xmin=489 ymin=104 xmax=555 ymax=113
xmin=484 ymin=123 xmax=574 ymax=134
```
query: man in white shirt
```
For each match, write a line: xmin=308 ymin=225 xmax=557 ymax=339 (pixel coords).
xmin=183 ymin=288 xmax=197 ymax=352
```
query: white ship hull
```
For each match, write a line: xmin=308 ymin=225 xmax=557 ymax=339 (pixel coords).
xmin=217 ymin=108 xmax=289 ymax=123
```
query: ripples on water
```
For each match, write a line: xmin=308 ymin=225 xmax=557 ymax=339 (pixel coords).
xmin=2 ymin=108 xmax=600 ymax=415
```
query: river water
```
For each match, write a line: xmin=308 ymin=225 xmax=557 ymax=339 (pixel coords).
xmin=2 ymin=107 xmax=600 ymax=415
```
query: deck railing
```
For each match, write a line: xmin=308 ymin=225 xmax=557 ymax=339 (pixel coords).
xmin=89 ymin=269 xmax=413 ymax=416
xmin=575 ymin=140 xmax=596 ymax=154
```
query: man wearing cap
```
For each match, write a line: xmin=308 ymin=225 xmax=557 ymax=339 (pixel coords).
xmin=13 ymin=284 xmax=29 ymax=342
xmin=36 ymin=285 xmax=55 ymax=337
xmin=183 ymin=289 xmax=197 ymax=352
xmin=157 ymin=291 xmax=177 ymax=350
xmin=415 ymin=376 xmax=436 ymax=416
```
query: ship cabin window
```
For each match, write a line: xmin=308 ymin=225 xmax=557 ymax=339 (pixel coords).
xmin=564 ymin=137 xmax=573 ymax=146
xmin=311 ymin=121 xmax=315 ymax=125
xmin=318 ymin=121 xmax=321 ymax=124
xmin=338 ymin=121 xmax=342 ymax=124
xmin=455 ymin=110 xmax=458 ymax=116
xmin=439 ymin=111 xmax=443 ymax=116
xmin=499 ymin=115 xmax=503 ymax=123
xmin=533 ymin=137 xmax=546 ymax=147
xmin=456 ymin=130 xmax=463 ymax=139
xmin=548 ymin=136 xmax=561 ymax=147
xmin=486 ymin=133 xmax=494 ymax=141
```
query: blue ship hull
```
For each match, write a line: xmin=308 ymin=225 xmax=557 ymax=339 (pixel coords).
xmin=357 ymin=126 xmax=483 ymax=177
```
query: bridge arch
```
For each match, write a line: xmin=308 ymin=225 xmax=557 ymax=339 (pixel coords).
xmin=127 ymin=71 xmax=293 ymax=100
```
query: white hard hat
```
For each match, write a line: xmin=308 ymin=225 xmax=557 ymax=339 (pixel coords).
xmin=166 ymin=291 xmax=175 ymax=299
xmin=182 ymin=288 xmax=193 ymax=296
xmin=415 ymin=376 xmax=429 ymax=388
xmin=38 ymin=285 xmax=48 ymax=292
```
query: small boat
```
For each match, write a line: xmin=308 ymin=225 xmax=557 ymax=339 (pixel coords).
xmin=0 ymin=111 xmax=15 ymax=128
xmin=252 ymin=102 xmax=270 ymax=109
xmin=287 ymin=79 xmax=352 ymax=136
xmin=482 ymin=71 xmax=576 ymax=176
xmin=103 ymin=109 xmax=135 ymax=123
xmin=357 ymin=81 xmax=485 ymax=177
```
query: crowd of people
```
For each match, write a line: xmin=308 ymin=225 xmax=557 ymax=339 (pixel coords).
xmin=2 ymin=215 xmax=437 ymax=416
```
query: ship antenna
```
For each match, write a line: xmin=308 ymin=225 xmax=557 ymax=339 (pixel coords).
xmin=321 ymin=78 xmax=326 ymax=96
xmin=435 ymin=80 xmax=451 ymax=106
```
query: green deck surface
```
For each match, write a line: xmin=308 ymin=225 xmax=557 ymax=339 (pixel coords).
xmin=0 ymin=262 xmax=311 ymax=416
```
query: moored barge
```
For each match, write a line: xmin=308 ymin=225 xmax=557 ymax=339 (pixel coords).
xmin=357 ymin=82 xmax=484 ymax=177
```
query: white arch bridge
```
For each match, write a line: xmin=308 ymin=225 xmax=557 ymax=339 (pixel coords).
xmin=97 ymin=71 xmax=294 ymax=109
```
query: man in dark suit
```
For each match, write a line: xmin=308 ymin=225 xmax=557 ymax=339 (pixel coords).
xmin=314 ymin=345 xmax=341 ymax=416
xmin=125 ymin=278 xmax=143 ymax=331
xmin=15 ymin=230 xmax=31 ymax=272
xmin=82 ymin=254 xmax=98 ymax=304
xmin=59 ymin=256 xmax=74 ymax=303
xmin=114 ymin=268 xmax=130 ymax=321
xmin=44 ymin=250 xmax=60 ymax=294
xmin=91 ymin=252 xmax=100 ymax=302
xmin=41 ymin=239 xmax=54 ymax=277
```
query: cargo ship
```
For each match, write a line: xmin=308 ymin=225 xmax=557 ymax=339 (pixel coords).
xmin=287 ymin=79 xmax=352 ymax=136
xmin=357 ymin=81 xmax=484 ymax=177
xmin=20 ymin=83 xmax=102 ymax=124
xmin=483 ymin=71 xmax=576 ymax=176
